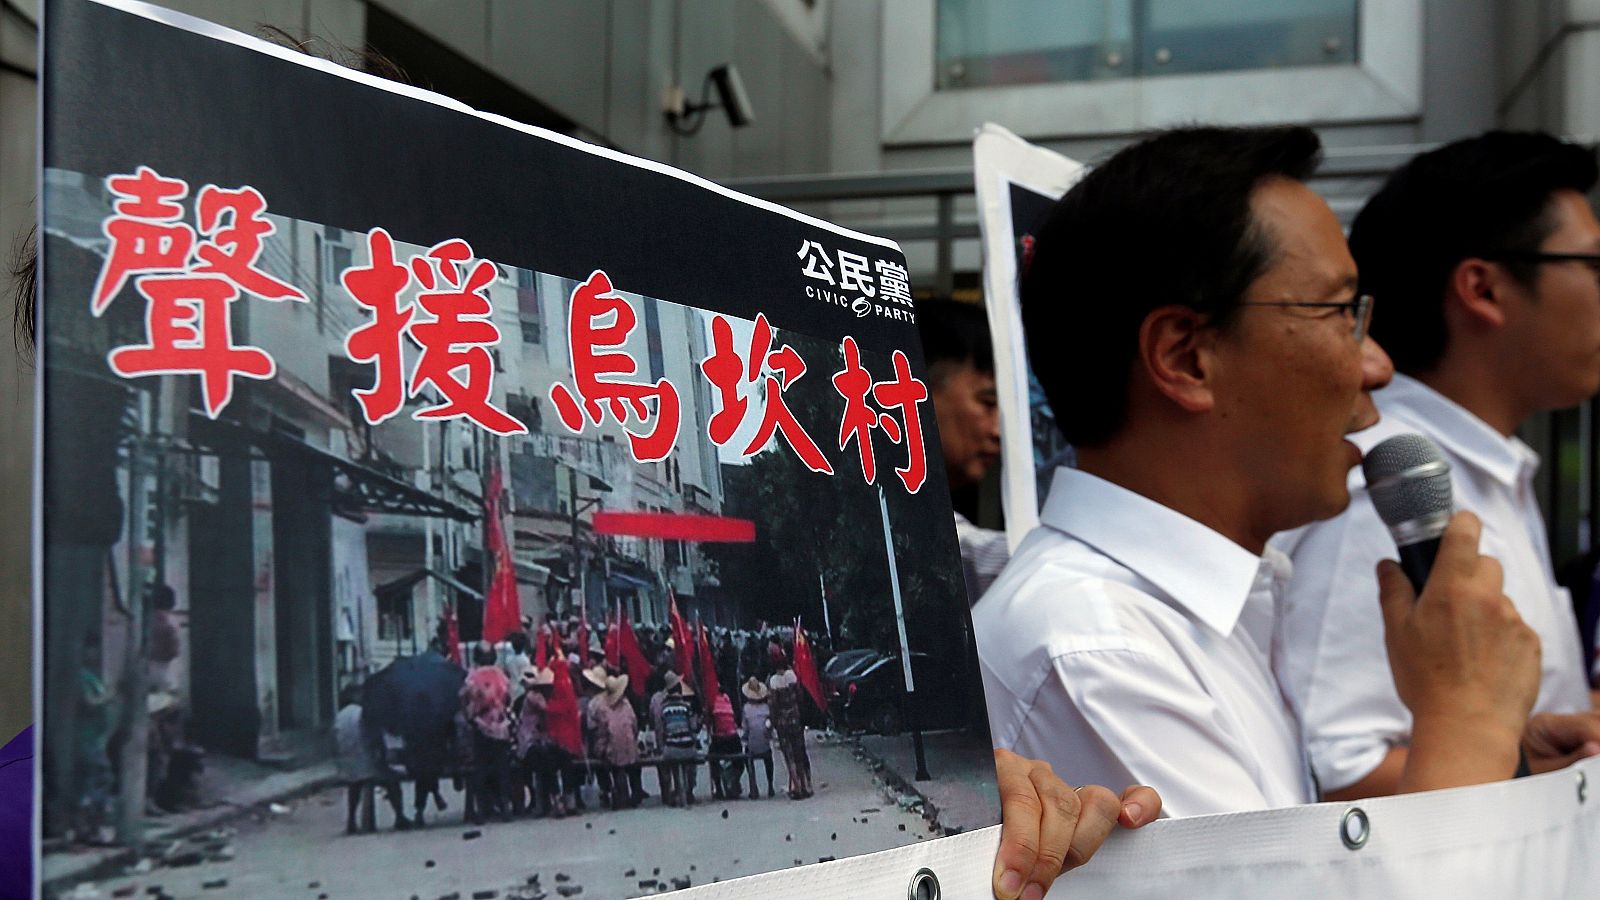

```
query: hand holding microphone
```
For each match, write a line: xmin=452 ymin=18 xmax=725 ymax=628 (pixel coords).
xmin=1365 ymin=434 xmax=1541 ymax=792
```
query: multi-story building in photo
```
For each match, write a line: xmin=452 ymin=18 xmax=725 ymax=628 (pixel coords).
xmin=498 ymin=271 xmax=727 ymax=631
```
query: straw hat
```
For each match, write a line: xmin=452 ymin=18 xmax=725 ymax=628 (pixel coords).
xmin=581 ymin=664 xmax=608 ymax=690
xmin=604 ymin=673 xmax=630 ymax=703
xmin=522 ymin=665 xmax=555 ymax=688
xmin=741 ymin=676 xmax=769 ymax=702
xmin=662 ymin=671 xmax=683 ymax=692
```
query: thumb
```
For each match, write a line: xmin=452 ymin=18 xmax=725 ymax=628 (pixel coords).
xmin=1376 ymin=558 xmax=1415 ymax=636
xmin=1537 ymin=742 xmax=1600 ymax=774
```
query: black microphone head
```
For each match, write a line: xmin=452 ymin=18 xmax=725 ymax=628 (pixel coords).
xmin=1361 ymin=433 xmax=1453 ymax=531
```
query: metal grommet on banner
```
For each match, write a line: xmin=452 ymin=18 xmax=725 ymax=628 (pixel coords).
xmin=1339 ymin=806 xmax=1370 ymax=850
xmin=1578 ymin=770 xmax=1588 ymax=805
xmin=907 ymin=867 xmax=941 ymax=900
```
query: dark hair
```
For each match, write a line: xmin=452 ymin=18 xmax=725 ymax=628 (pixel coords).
xmin=147 ymin=583 xmax=177 ymax=611
xmin=915 ymin=298 xmax=994 ymax=384
xmin=472 ymin=642 xmax=496 ymax=666
xmin=506 ymin=630 xmax=528 ymax=654
xmin=10 ymin=227 xmax=35 ymax=357
xmin=1352 ymin=131 xmax=1599 ymax=374
xmin=256 ymin=25 xmax=411 ymax=84
xmin=1020 ymin=126 xmax=1323 ymax=447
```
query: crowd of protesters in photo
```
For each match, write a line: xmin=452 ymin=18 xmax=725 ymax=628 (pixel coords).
xmin=335 ymin=613 xmax=828 ymax=832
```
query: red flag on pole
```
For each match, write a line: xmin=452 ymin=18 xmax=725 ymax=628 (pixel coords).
xmin=667 ymin=591 xmax=695 ymax=683
xmin=443 ymin=600 xmax=462 ymax=666
xmin=480 ymin=464 xmax=521 ymax=644
xmin=793 ymin=619 xmax=826 ymax=712
xmin=604 ymin=606 xmax=621 ymax=668
xmin=697 ymin=618 xmax=720 ymax=703
xmin=619 ymin=610 xmax=651 ymax=698
xmin=533 ymin=622 xmax=548 ymax=669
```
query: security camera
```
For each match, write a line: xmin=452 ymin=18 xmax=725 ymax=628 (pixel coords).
xmin=707 ymin=65 xmax=754 ymax=128
xmin=666 ymin=64 xmax=757 ymax=135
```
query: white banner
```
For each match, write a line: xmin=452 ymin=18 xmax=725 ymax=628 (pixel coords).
xmin=682 ymin=756 xmax=1599 ymax=898
xmin=971 ymin=124 xmax=1086 ymax=549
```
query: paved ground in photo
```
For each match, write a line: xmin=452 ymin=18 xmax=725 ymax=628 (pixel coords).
xmin=54 ymin=736 xmax=947 ymax=900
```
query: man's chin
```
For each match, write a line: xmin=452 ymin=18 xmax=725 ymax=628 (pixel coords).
xmin=1307 ymin=484 xmax=1355 ymax=525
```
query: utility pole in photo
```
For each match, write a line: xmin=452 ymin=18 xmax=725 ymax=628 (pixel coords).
xmin=878 ymin=488 xmax=929 ymax=781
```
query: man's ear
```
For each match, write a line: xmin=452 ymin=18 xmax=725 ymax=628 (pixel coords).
xmin=1137 ymin=305 xmax=1215 ymax=413
xmin=1446 ymin=258 xmax=1509 ymax=328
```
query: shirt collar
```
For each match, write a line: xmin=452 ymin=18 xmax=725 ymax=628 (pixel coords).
xmin=1039 ymin=467 xmax=1272 ymax=636
xmin=1376 ymin=374 xmax=1539 ymax=487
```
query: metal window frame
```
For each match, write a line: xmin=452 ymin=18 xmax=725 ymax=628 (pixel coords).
xmin=882 ymin=0 xmax=1422 ymax=145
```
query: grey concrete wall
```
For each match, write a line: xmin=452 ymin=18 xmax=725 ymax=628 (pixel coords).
xmin=1498 ymin=0 xmax=1600 ymax=137
xmin=822 ymin=0 xmax=1512 ymax=282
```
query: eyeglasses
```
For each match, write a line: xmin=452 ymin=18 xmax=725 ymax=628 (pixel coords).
xmin=1237 ymin=293 xmax=1374 ymax=342
xmin=1484 ymin=251 xmax=1600 ymax=282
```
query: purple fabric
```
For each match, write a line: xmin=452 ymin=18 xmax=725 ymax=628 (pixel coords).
xmin=0 ymin=726 xmax=33 ymax=900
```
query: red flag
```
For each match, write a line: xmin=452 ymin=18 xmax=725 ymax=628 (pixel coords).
xmin=793 ymin=620 xmax=826 ymax=712
xmin=545 ymin=633 xmax=584 ymax=757
xmin=696 ymin=618 xmax=720 ymax=703
xmin=443 ymin=600 xmax=462 ymax=667
xmin=480 ymin=464 xmax=521 ymax=644
xmin=604 ymin=607 xmax=621 ymax=668
xmin=533 ymin=622 xmax=548 ymax=669
xmin=667 ymin=592 xmax=696 ymax=683
xmin=619 ymin=611 xmax=651 ymax=698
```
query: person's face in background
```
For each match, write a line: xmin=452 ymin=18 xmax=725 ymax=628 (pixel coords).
xmin=1498 ymin=190 xmax=1600 ymax=412
xmin=932 ymin=361 xmax=1001 ymax=489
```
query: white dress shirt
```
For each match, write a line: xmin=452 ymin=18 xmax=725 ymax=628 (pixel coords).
xmin=1275 ymin=373 xmax=1591 ymax=793
xmin=974 ymin=467 xmax=1316 ymax=818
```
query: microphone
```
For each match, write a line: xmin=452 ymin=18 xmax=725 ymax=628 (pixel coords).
xmin=1361 ymin=433 xmax=1454 ymax=594
xmin=1362 ymin=432 xmax=1532 ymax=779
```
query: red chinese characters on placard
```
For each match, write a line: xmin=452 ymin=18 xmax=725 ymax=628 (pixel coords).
xmin=341 ymin=229 xmax=413 ymax=426
xmin=831 ymin=336 xmax=929 ymax=493
xmin=92 ymin=167 xmax=195 ymax=314
xmin=107 ymin=276 xmax=275 ymax=417
xmin=548 ymin=270 xmax=681 ymax=461
xmin=341 ymin=229 xmax=527 ymax=436
xmin=191 ymin=186 xmax=307 ymax=302
xmin=91 ymin=167 xmax=304 ymax=417
xmin=831 ymin=335 xmax=880 ymax=483
xmin=700 ymin=313 xmax=832 ymax=474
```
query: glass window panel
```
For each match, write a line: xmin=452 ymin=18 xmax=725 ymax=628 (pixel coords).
xmin=936 ymin=0 xmax=1134 ymax=89
xmin=1141 ymin=0 xmax=1357 ymax=76
xmin=934 ymin=0 xmax=1357 ymax=89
